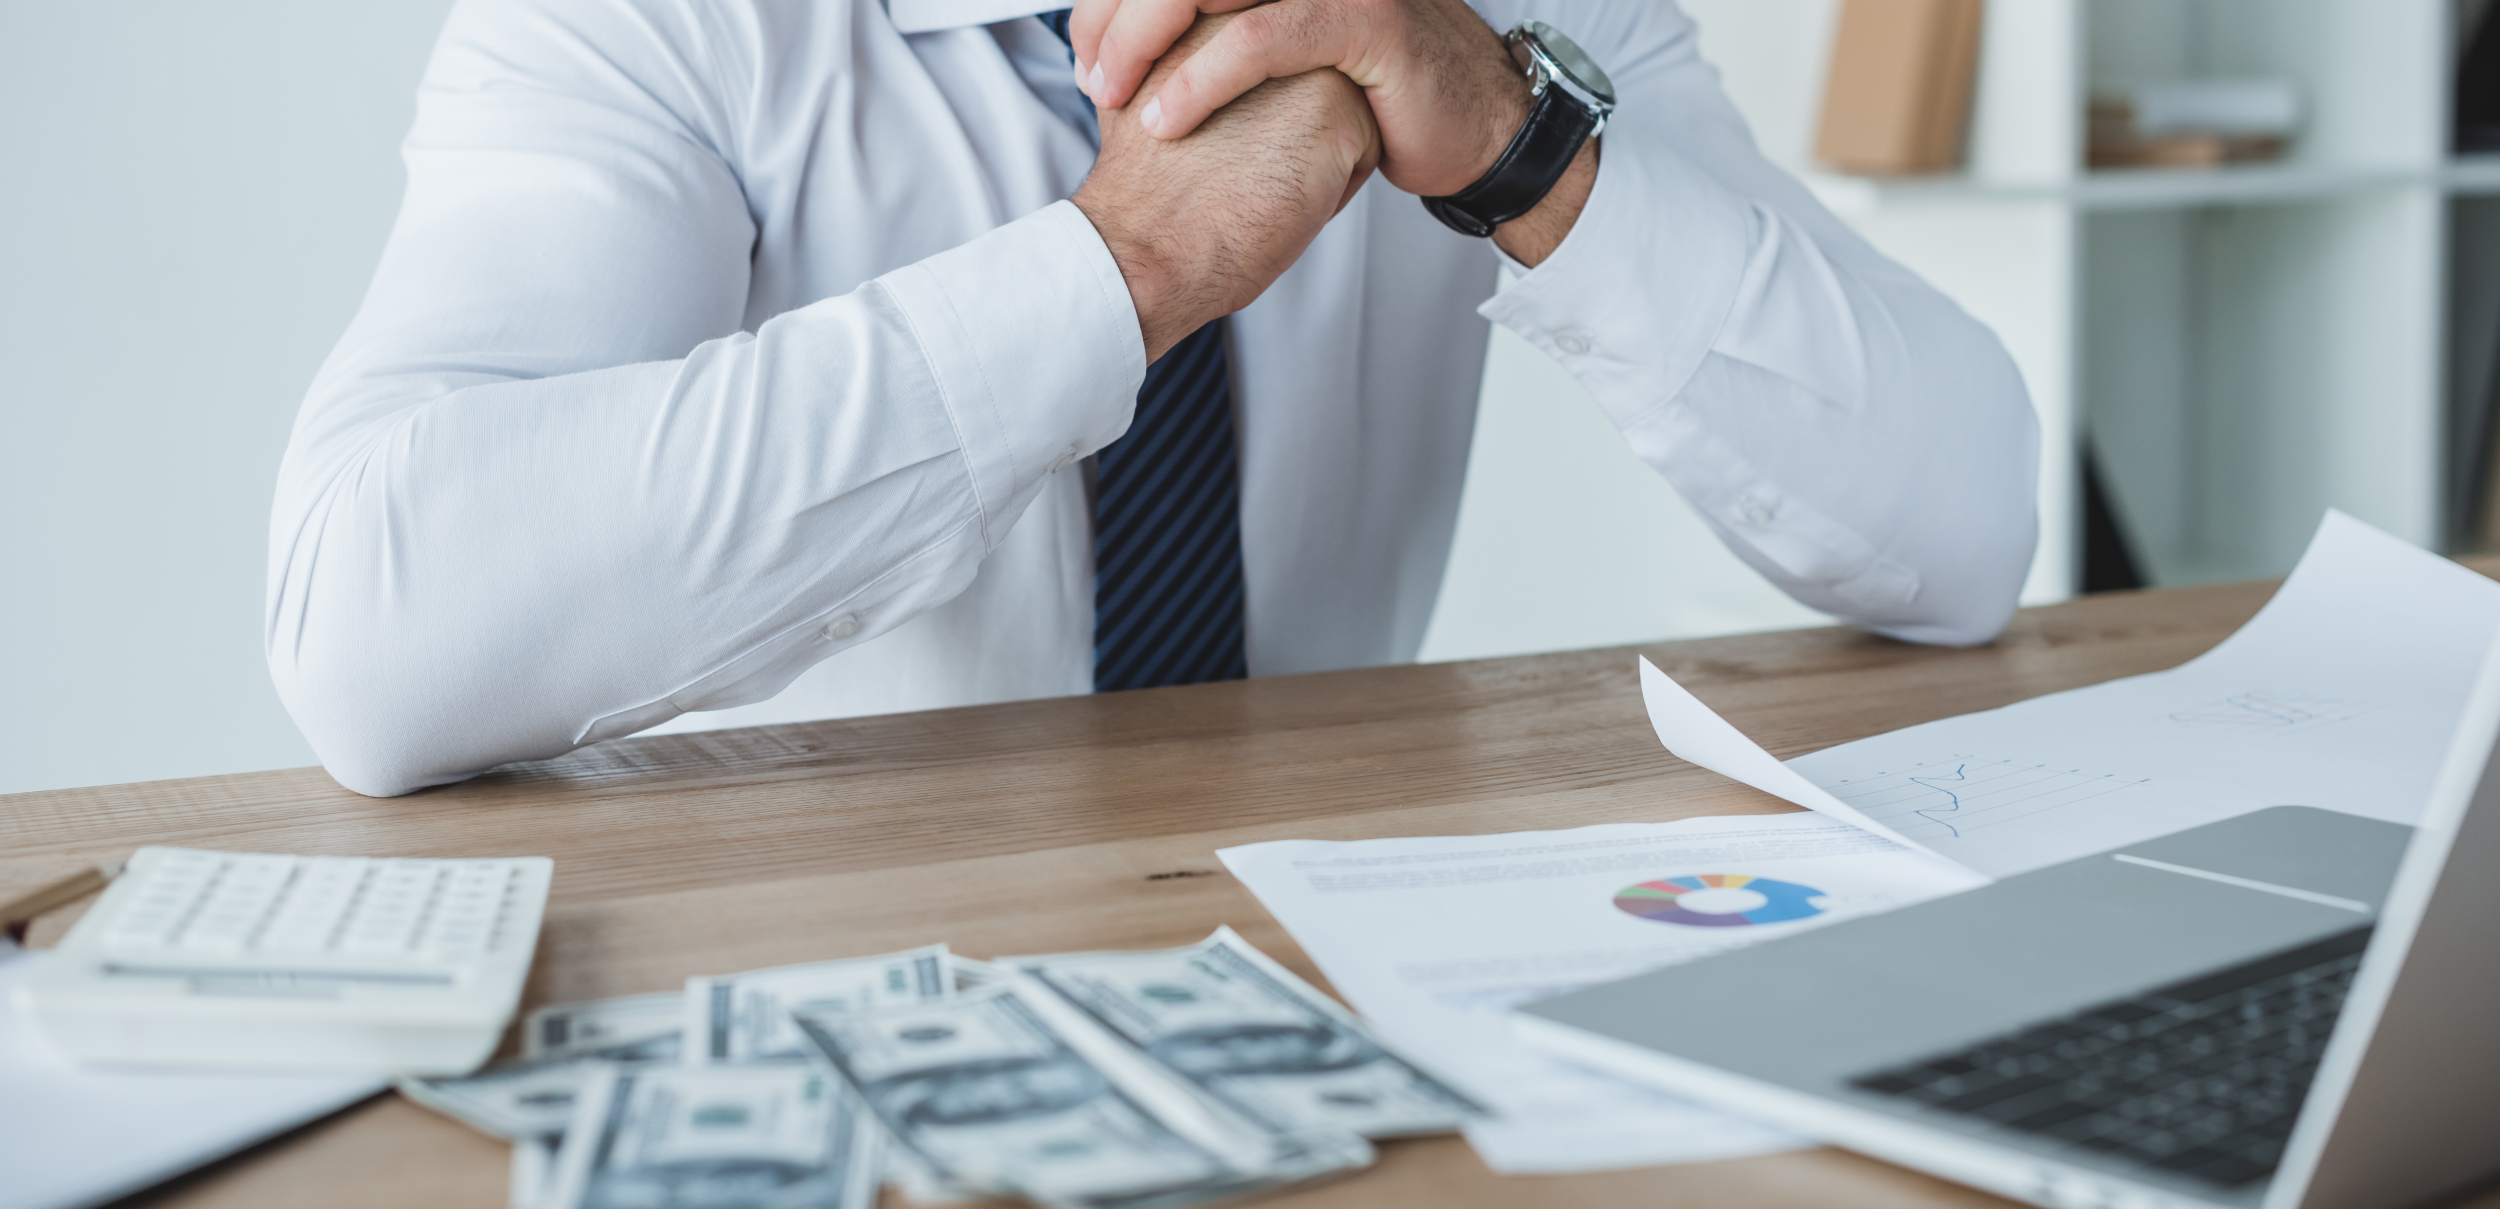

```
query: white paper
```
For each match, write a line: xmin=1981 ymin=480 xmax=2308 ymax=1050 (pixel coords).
xmin=1642 ymin=511 xmax=2500 ymax=878
xmin=1217 ymin=813 xmax=1988 ymax=1173
xmin=1636 ymin=657 xmax=1941 ymax=858
xmin=0 ymin=944 xmax=383 ymax=1209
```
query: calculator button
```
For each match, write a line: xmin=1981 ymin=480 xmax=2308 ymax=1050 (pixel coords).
xmin=418 ymin=864 xmax=510 ymax=956
xmin=256 ymin=859 xmax=371 ymax=952
xmin=103 ymin=914 xmax=183 ymax=947
xmin=225 ymin=854 xmax=297 ymax=885
xmin=169 ymin=855 xmax=299 ymax=951
xmin=297 ymin=856 xmax=372 ymax=885
xmin=342 ymin=918 xmax=424 ymax=953
xmin=105 ymin=893 xmax=199 ymax=946
xmin=105 ymin=852 xmax=225 ymax=946
xmin=339 ymin=862 xmax=445 ymax=954
xmin=153 ymin=850 xmax=223 ymax=876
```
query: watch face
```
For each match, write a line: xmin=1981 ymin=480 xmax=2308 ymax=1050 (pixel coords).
xmin=1525 ymin=21 xmax=1616 ymax=104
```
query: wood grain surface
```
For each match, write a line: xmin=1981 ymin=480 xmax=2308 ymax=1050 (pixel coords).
xmin=8 ymin=568 xmax=2499 ymax=1209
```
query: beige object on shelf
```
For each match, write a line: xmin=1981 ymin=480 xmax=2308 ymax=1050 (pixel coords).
xmin=1813 ymin=0 xmax=1986 ymax=176
xmin=2087 ymin=122 xmax=2287 ymax=169
xmin=2087 ymin=83 xmax=2296 ymax=169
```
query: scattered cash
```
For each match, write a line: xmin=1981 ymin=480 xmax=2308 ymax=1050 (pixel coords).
xmin=686 ymin=945 xmax=952 ymax=1064
xmin=949 ymin=956 xmax=1004 ymax=991
xmin=528 ymin=990 xmax=684 ymax=1061
xmin=791 ymin=979 xmax=1370 ymax=1208
xmin=405 ymin=934 xmax=1466 ymax=1209
xmin=881 ymin=1136 xmax=987 ymax=1207
xmin=543 ymin=1063 xmax=877 ymax=1209
xmin=1008 ymin=927 xmax=1484 ymax=1140
xmin=510 ymin=1136 xmax=557 ymax=1209
xmin=401 ymin=989 xmax=692 ymax=1208
xmin=688 ymin=948 xmax=974 ymax=1203
xmin=400 ymin=1033 xmax=673 ymax=1140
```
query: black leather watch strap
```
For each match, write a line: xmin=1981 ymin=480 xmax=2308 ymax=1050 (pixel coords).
xmin=1422 ymin=86 xmax=1599 ymax=238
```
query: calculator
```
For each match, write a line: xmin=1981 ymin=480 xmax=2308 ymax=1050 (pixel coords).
xmin=17 ymin=846 xmax=552 ymax=1074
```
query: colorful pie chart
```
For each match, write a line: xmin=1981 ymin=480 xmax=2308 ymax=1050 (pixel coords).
xmin=1613 ymin=874 xmax=1827 ymax=927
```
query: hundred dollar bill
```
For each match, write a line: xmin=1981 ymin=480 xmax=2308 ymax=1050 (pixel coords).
xmin=687 ymin=945 xmax=952 ymax=1064
xmin=511 ymin=1135 xmax=557 ymax=1209
xmin=791 ymin=982 xmax=1361 ymax=1208
xmin=949 ymin=955 xmax=1003 ymax=992
xmin=880 ymin=1138 xmax=987 ymax=1207
xmin=1008 ymin=927 xmax=1485 ymax=1140
xmin=544 ymin=1063 xmax=876 ymax=1209
xmin=400 ymin=1035 xmax=672 ymax=1140
xmin=526 ymin=990 xmax=684 ymax=1061
xmin=503 ymin=991 xmax=688 ymax=1207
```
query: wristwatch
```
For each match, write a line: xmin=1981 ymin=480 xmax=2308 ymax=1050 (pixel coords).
xmin=1422 ymin=21 xmax=1617 ymax=238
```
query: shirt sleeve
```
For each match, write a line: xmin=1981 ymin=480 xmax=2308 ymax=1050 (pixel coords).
xmin=1474 ymin=0 xmax=2040 ymax=646
xmin=266 ymin=0 xmax=1144 ymax=796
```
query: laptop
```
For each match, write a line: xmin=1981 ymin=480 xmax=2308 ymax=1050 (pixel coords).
xmin=1515 ymin=642 xmax=2500 ymax=1209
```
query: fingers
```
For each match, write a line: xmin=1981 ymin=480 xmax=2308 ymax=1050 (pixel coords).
xmin=1091 ymin=0 xmax=1206 ymax=109
xmin=1076 ymin=0 xmax=1267 ymax=111
xmin=1139 ymin=4 xmax=1351 ymax=140
xmin=1067 ymin=0 xmax=1118 ymax=97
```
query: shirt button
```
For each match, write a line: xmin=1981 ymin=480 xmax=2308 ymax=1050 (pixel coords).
xmin=1740 ymin=495 xmax=1777 ymax=525
xmin=1048 ymin=442 xmax=1081 ymax=473
xmin=823 ymin=613 xmax=861 ymax=641
xmin=1553 ymin=328 xmax=1594 ymax=356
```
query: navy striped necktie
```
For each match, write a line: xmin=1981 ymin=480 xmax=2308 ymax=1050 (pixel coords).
xmin=1040 ymin=10 xmax=1248 ymax=691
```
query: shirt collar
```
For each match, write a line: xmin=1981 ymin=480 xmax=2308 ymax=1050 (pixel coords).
xmin=887 ymin=0 xmax=1065 ymax=34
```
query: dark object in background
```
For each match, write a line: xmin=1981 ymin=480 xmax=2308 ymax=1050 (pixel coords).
xmin=2454 ymin=304 xmax=2500 ymax=552
xmin=2461 ymin=1 xmax=2500 ymax=151
xmin=2082 ymin=445 xmax=2145 ymax=593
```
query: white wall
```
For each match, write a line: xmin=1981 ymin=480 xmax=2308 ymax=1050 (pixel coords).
xmin=1 ymin=0 xmax=457 ymax=795
xmin=1416 ymin=2 xmax=1846 ymax=661
xmin=1415 ymin=328 xmax=1828 ymax=662
xmin=0 ymin=0 xmax=1833 ymax=796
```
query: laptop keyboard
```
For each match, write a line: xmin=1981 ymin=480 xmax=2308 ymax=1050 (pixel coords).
xmin=1848 ymin=926 xmax=2372 ymax=1189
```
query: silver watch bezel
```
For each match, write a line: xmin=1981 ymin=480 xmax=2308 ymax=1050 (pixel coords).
xmin=1506 ymin=21 xmax=1616 ymax=135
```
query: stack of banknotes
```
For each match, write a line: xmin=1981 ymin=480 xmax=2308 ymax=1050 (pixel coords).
xmin=399 ymin=927 xmax=1485 ymax=1209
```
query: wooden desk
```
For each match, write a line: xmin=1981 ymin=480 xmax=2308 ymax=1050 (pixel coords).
xmin=12 ymin=569 xmax=2500 ymax=1209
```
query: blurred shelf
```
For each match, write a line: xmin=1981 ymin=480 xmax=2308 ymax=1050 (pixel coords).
xmin=1806 ymin=160 xmax=2471 ymax=214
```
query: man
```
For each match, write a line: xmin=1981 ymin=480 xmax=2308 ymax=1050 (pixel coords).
xmin=269 ymin=0 xmax=2038 ymax=798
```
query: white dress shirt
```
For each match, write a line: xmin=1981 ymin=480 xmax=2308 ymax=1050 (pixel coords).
xmin=269 ymin=0 xmax=2040 ymax=797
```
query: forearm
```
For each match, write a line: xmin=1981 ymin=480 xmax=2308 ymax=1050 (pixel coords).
xmin=271 ymin=207 xmax=1144 ymax=796
xmin=1483 ymin=127 xmax=2037 ymax=643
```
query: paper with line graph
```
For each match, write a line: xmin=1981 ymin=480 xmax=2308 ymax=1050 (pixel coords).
xmin=1820 ymin=757 xmax=2151 ymax=841
xmin=1644 ymin=511 xmax=2500 ymax=878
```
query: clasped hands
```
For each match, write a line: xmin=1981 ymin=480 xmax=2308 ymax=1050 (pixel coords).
xmin=1068 ymin=0 xmax=1595 ymax=361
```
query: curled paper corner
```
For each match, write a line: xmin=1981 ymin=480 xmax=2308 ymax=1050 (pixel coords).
xmin=1635 ymin=656 xmax=1960 ymax=867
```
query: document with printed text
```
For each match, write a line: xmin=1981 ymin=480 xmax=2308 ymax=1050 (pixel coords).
xmin=1218 ymin=813 xmax=1988 ymax=1173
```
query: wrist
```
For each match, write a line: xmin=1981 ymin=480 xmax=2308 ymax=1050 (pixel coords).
xmin=1071 ymin=189 xmax=1213 ymax=363
xmin=1490 ymin=135 xmax=1597 ymax=267
xmin=1422 ymin=20 xmax=1613 ymax=246
xmin=1462 ymin=66 xmax=1536 ymax=188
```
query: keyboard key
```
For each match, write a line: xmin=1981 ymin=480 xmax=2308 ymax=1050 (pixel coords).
xmin=1849 ymin=926 xmax=2370 ymax=1190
